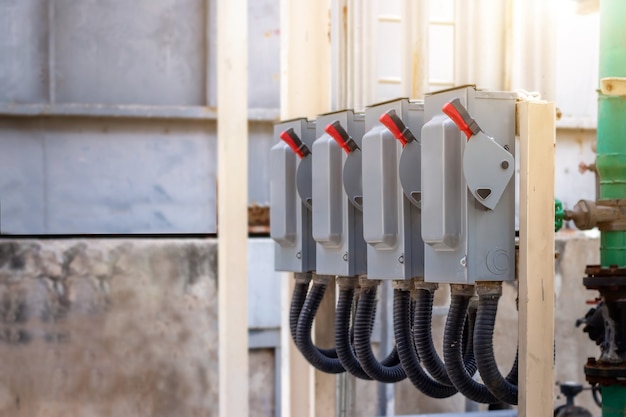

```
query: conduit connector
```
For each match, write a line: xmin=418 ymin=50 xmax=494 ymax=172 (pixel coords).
xmin=295 ymin=271 xmax=313 ymax=285
xmin=359 ymin=276 xmax=381 ymax=289
xmin=476 ymin=281 xmax=503 ymax=297
xmin=414 ymin=280 xmax=439 ymax=293
xmin=451 ymin=283 xmax=477 ymax=297
xmin=313 ymin=273 xmax=335 ymax=285
xmin=393 ymin=279 xmax=414 ymax=292
xmin=337 ymin=276 xmax=359 ymax=290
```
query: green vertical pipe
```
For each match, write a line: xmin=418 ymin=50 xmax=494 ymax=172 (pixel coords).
xmin=598 ymin=3 xmax=626 ymax=417
xmin=598 ymin=0 xmax=626 ymax=267
xmin=602 ymin=386 xmax=626 ymax=417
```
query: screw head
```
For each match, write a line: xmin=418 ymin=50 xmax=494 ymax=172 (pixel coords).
xmin=501 ymin=160 xmax=509 ymax=169
xmin=460 ymin=256 xmax=467 ymax=267
xmin=343 ymin=252 xmax=348 ymax=262
xmin=398 ymin=254 xmax=404 ymax=264
xmin=296 ymin=251 xmax=302 ymax=259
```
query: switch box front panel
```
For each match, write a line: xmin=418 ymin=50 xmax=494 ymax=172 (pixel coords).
xmin=362 ymin=99 xmax=424 ymax=280
xmin=312 ymin=111 xmax=366 ymax=276
xmin=421 ymin=87 xmax=516 ymax=284
xmin=270 ymin=119 xmax=316 ymax=272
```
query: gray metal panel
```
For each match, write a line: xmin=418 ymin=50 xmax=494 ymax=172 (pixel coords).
xmin=0 ymin=0 xmax=49 ymax=103
xmin=53 ymin=0 xmax=206 ymax=106
xmin=248 ymin=0 xmax=280 ymax=108
xmin=0 ymin=119 xmax=46 ymax=233
xmin=0 ymin=0 xmax=282 ymax=233
xmin=249 ymin=122 xmax=275 ymax=205
xmin=0 ymin=117 xmax=216 ymax=234
xmin=248 ymin=238 xmax=281 ymax=329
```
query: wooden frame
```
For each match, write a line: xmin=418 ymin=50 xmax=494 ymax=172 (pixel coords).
xmin=517 ymin=100 xmax=556 ymax=417
xmin=280 ymin=1 xmax=332 ymax=417
xmin=217 ymin=0 xmax=248 ymax=416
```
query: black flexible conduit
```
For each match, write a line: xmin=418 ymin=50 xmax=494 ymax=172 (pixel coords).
xmin=474 ymin=284 xmax=518 ymax=405
xmin=295 ymin=276 xmax=345 ymax=374
xmin=413 ymin=284 xmax=476 ymax=387
xmin=335 ymin=278 xmax=399 ymax=380
xmin=353 ymin=281 xmax=406 ymax=382
xmin=463 ymin=299 xmax=478 ymax=377
xmin=290 ymin=273 xmax=338 ymax=359
xmin=443 ymin=285 xmax=502 ymax=404
xmin=393 ymin=286 xmax=457 ymax=397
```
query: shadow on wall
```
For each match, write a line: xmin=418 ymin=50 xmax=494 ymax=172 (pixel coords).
xmin=0 ymin=239 xmax=220 ymax=417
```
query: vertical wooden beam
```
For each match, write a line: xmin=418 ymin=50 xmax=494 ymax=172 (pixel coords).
xmin=280 ymin=1 xmax=331 ymax=417
xmin=517 ymin=100 xmax=555 ymax=417
xmin=217 ymin=0 xmax=248 ymax=415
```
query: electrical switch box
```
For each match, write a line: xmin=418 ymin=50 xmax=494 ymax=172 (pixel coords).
xmin=270 ymin=118 xmax=316 ymax=272
xmin=421 ymin=86 xmax=516 ymax=283
xmin=361 ymin=99 xmax=425 ymax=280
xmin=312 ymin=110 xmax=367 ymax=276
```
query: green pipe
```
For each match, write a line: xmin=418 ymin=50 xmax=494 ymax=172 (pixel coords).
xmin=602 ymin=386 xmax=626 ymax=417
xmin=598 ymin=0 xmax=626 ymax=268
xmin=597 ymin=2 xmax=626 ymax=417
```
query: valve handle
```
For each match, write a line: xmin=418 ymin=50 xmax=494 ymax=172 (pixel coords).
xmin=379 ymin=109 xmax=416 ymax=146
xmin=280 ymin=128 xmax=311 ymax=158
xmin=325 ymin=121 xmax=359 ymax=154
xmin=442 ymin=98 xmax=481 ymax=140
xmin=555 ymin=198 xmax=564 ymax=232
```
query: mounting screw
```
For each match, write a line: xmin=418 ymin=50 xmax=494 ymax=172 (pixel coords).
xmin=501 ymin=160 xmax=509 ymax=169
xmin=343 ymin=252 xmax=348 ymax=262
xmin=398 ymin=254 xmax=404 ymax=264
xmin=460 ymin=256 xmax=467 ymax=267
xmin=504 ymin=144 xmax=510 ymax=151
xmin=296 ymin=251 xmax=302 ymax=259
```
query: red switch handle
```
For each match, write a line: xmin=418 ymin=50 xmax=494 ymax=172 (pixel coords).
xmin=379 ymin=109 xmax=416 ymax=147
xmin=325 ymin=121 xmax=359 ymax=154
xmin=442 ymin=98 xmax=481 ymax=140
xmin=280 ymin=128 xmax=310 ymax=158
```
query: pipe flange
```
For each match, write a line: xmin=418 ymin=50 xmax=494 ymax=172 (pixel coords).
xmin=585 ymin=357 xmax=626 ymax=386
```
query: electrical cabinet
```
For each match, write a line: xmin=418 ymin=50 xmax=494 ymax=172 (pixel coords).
xmin=421 ymin=86 xmax=516 ymax=283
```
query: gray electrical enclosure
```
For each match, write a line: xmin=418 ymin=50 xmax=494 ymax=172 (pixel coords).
xmin=421 ymin=86 xmax=516 ymax=283
xmin=312 ymin=110 xmax=367 ymax=276
xmin=362 ymin=99 xmax=425 ymax=280
xmin=270 ymin=119 xmax=316 ymax=272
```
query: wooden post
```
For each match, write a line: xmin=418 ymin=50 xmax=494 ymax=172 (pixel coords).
xmin=517 ymin=100 xmax=556 ymax=417
xmin=280 ymin=1 xmax=332 ymax=417
xmin=217 ymin=0 xmax=248 ymax=415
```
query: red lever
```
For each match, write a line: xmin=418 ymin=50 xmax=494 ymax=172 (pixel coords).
xmin=441 ymin=98 xmax=481 ymax=140
xmin=325 ymin=121 xmax=359 ymax=154
xmin=379 ymin=109 xmax=416 ymax=147
xmin=280 ymin=128 xmax=310 ymax=158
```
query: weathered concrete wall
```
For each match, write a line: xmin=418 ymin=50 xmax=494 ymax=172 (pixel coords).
xmin=0 ymin=239 xmax=224 ymax=417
